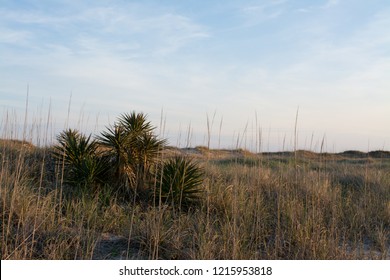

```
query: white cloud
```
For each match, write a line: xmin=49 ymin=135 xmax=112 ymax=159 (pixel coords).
xmin=239 ymin=0 xmax=286 ymax=27
xmin=0 ymin=27 xmax=31 ymax=44
xmin=322 ymin=0 xmax=340 ymax=9
xmin=295 ymin=8 xmax=311 ymax=13
xmin=0 ymin=3 xmax=210 ymax=58
xmin=134 ymin=13 xmax=210 ymax=55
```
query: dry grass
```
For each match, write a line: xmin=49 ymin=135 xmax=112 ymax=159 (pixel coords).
xmin=1 ymin=138 xmax=389 ymax=260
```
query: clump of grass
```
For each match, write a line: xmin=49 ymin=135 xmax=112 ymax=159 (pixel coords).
xmin=0 ymin=141 xmax=99 ymax=259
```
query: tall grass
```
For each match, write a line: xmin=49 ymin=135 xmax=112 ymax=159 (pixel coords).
xmin=1 ymin=107 xmax=389 ymax=260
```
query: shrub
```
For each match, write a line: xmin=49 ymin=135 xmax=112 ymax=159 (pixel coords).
xmin=53 ymin=129 xmax=107 ymax=189
xmin=156 ymin=156 xmax=204 ymax=210
xmin=97 ymin=112 xmax=166 ymax=194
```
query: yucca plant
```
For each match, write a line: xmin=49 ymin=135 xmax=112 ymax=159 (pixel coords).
xmin=97 ymin=112 xmax=166 ymax=193
xmin=118 ymin=112 xmax=154 ymax=135
xmin=133 ymin=132 xmax=166 ymax=191
xmin=53 ymin=129 xmax=106 ymax=188
xmin=98 ymin=124 xmax=133 ymax=186
xmin=119 ymin=112 xmax=166 ymax=189
xmin=156 ymin=156 xmax=204 ymax=210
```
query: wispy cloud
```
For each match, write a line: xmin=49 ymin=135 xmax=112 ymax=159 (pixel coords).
xmin=322 ymin=0 xmax=340 ymax=9
xmin=239 ymin=0 xmax=287 ymax=27
xmin=129 ymin=13 xmax=210 ymax=56
xmin=0 ymin=27 xmax=31 ymax=44
xmin=0 ymin=3 xmax=210 ymax=58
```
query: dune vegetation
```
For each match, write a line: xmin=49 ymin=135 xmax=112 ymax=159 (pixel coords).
xmin=1 ymin=111 xmax=389 ymax=260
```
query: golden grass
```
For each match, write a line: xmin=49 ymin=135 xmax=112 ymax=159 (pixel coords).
xmin=1 ymin=138 xmax=389 ymax=260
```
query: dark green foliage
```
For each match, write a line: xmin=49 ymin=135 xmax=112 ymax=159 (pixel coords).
xmin=157 ymin=156 xmax=204 ymax=210
xmin=98 ymin=124 xmax=132 ymax=185
xmin=53 ymin=129 xmax=107 ymax=188
xmin=53 ymin=129 xmax=95 ymax=166
xmin=97 ymin=112 xmax=166 ymax=193
xmin=118 ymin=112 xmax=154 ymax=135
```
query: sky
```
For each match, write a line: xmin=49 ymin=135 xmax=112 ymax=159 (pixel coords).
xmin=1 ymin=0 xmax=390 ymax=151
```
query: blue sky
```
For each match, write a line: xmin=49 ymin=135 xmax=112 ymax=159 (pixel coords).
xmin=1 ymin=0 xmax=390 ymax=151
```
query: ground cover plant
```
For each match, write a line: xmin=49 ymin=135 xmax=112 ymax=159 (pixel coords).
xmin=1 ymin=112 xmax=389 ymax=260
